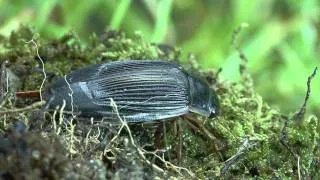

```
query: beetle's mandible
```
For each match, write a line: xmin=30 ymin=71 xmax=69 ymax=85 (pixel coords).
xmin=45 ymin=60 xmax=220 ymax=122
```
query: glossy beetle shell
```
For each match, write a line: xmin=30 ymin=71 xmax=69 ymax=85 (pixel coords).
xmin=45 ymin=60 xmax=219 ymax=122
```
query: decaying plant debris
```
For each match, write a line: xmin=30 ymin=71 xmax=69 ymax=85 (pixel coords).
xmin=0 ymin=25 xmax=319 ymax=179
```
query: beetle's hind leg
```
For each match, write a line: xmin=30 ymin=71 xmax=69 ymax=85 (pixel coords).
xmin=173 ymin=119 xmax=182 ymax=162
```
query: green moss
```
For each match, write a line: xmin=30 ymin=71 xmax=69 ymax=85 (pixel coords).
xmin=0 ymin=25 xmax=319 ymax=179
xmin=100 ymin=31 xmax=158 ymax=60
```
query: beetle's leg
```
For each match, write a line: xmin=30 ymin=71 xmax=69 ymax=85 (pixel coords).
xmin=154 ymin=122 xmax=164 ymax=149
xmin=183 ymin=117 xmax=200 ymax=133
xmin=182 ymin=115 xmax=223 ymax=160
xmin=174 ymin=119 xmax=182 ymax=162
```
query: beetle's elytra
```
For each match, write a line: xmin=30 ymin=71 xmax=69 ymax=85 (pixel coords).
xmin=45 ymin=60 xmax=219 ymax=122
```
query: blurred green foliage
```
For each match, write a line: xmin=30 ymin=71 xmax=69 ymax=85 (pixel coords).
xmin=0 ymin=0 xmax=319 ymax=115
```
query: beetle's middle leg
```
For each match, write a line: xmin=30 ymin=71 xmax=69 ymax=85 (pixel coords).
xmin=154 ymin=121 xmax=164 ymax=149
xmin=153 ymin=120 xmax=182 ymax=162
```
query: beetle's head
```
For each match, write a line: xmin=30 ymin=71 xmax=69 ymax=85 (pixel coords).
xmin=208 ymin=92 xmax=220 ymax=118
xmin=187 ymin=74 xmax=220 ymax=118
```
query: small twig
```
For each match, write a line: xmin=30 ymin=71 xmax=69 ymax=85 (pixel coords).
xmin=64 ymin=75 xmax=76 ymax=118
xmin=25 ymin=34 xmax=47 ymax=102
xmin=297 ymin=156 xmax=301 ymax=180
xmin=56 ymin=100 xmax=66 ymax=135
xmin=85 ymin=127 xmax=93 ymax=150
xmin=280 ymin=118 xmax=299 ymax=167
xmin=280 ymin=67 xmax=317 ymax=178
xmin=231 ymin=23 xmax=254 ymax=94
xmin=0 ymin=101 xmax=45 ymax=115
xmin=0 ymin=61 xmax=10 ymax=107
xmin=65 ymin=116 xmax=78 ymax=155
xmin=280 ymin=115 xmax=304 ymax=178
xmin=0 ymin=92 xmax=13 ymax=108
xmin=231 ymin=23 xmax=249 ymax=66
xmin=220 ymin=136 xmax=253 ymax=176
xmin=0 ymin=61 xmax=8 ymax=102
xmin=293 ymin=67 xmax=318 ymax=121
xmin=52 ymin=106 xmax=59 ymax=133
xmin=142 ymin=148 xmax=195 ymax=177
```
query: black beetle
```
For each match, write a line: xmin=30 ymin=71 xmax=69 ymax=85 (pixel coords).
xmin=45 ymin=60 xmax=219 ymax=122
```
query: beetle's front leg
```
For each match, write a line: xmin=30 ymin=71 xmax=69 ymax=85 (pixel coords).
xmin=182 ymin=114 xmax=224 ymax=160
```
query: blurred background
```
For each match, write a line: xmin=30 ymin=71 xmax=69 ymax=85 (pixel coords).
xmin=0 ymin=0 xmax=319 ymax=116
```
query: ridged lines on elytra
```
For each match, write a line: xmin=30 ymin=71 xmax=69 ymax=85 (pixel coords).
xmin=96 ymin=61 xmax=178 ymax=72
xmin=94 ymin=86 xmax=186 ymax=94
xmin=94 ymin=98 xmax=188 ymax=105
xmin=96 ymin=90 xmax=187 ymax=97
xmin=94 ymin=80 xmax=187 ymax=90
xmin=117 ymin=106 xmax=186 ymax=111
xmin=91 ymin=74 xmax=185 ymax=85
xmin=92 ymin=102 xmax=186 ymax=111
xmin=93 ymin=95 xmax=188 ymax=106
xmin=106 ymin=96 xmax=187 ymax=101
xmin=94 ymin=69 xmax=185 ymax=80
xmin=97 ymin=66 xmax=175 ymax=74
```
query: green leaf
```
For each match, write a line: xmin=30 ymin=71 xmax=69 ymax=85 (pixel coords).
xmin=109 ymin=0 xmax=132 ymax=29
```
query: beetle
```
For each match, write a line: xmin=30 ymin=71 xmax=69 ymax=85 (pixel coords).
xmin=43 ymin=60 xmax=219 ymax=122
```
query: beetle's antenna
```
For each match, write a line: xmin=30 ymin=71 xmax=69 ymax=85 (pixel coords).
xmin=25 ymin=34 xmax=47 ymax=102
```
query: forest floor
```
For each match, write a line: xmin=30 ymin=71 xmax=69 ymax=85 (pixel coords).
xmin=0 ymin=26 xmax=319 ymax=179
